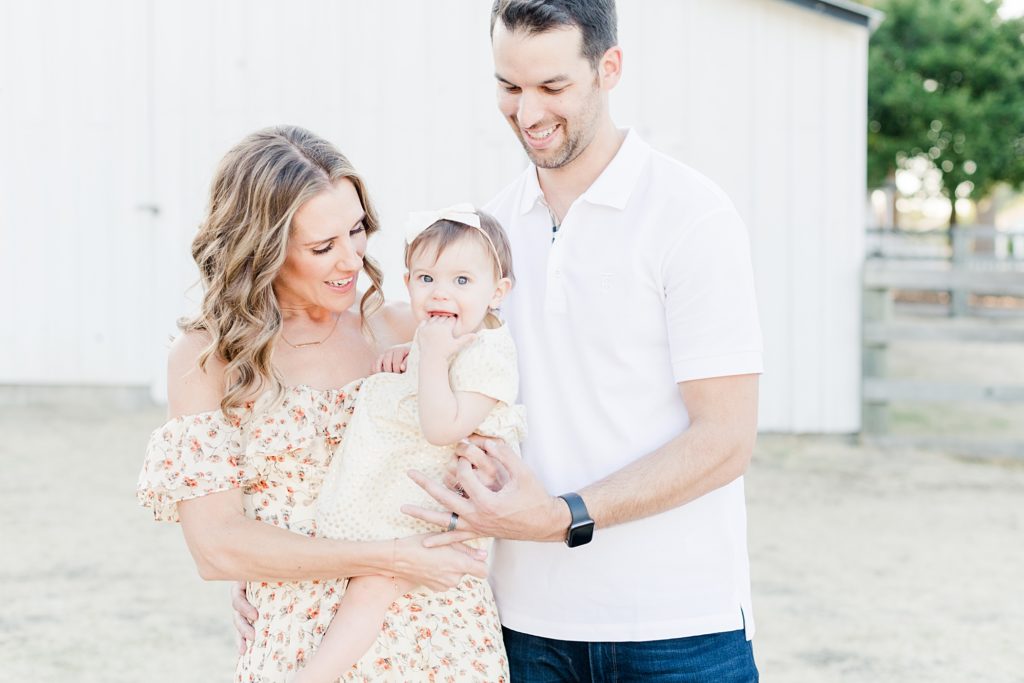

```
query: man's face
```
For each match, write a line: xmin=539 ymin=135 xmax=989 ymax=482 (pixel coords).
xmin=492 ymin=22 xmax=605 ymax=170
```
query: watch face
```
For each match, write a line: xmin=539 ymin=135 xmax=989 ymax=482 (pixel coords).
xmin=567 ymin=520 xmax=595 ymax=548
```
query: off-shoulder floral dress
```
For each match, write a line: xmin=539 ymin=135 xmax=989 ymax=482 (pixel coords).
xmin=137 ymin=328 xmax=522 ymax=682
xmin=138 ymin=385 xmax=355 ymax=681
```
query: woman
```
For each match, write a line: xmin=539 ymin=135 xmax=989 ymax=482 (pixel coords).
xmin=137 ymin=126 xmax=488 ymax=681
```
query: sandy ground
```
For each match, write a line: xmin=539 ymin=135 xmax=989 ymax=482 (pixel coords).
xmin=2 ymin=323 xmax=1023 ymax=682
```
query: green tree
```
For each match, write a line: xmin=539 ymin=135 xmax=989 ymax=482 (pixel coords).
xmin=867 ymin=0 xmax=1024 ymax=224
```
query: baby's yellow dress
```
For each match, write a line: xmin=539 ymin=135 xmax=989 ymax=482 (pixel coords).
xmin=316 ymin=324 xmax=526 ymax=682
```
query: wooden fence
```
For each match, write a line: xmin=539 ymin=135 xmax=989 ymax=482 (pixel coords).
xmin=866 ymin=226 xmax=1024 ymax=314
xmin=861 ymin=227 xmax=1024 ymax=457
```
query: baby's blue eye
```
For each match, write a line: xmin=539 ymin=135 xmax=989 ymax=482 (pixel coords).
xmin=456 ymin=276 xmax=469 ymax=285
xmin=419 ymin=274 xmax=433 ymax=283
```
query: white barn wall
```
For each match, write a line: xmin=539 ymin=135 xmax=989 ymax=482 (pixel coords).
xmin=1 ymin=0 xmax=156 ymax=385
xmin=615 ymin=0 xmax=868 ymax=432
xmin=1 ymin=0 xmax=869 ymax=433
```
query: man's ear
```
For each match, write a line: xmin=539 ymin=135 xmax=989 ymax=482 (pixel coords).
xmin=599 ymin=45 xmax=623 ymax=90
xmin=490 ymin=277 xmax=513 ymax=308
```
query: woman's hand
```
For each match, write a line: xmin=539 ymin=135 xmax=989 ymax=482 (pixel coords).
xmin=391 ymin=534 xmax=488 ymax=592
xmin=372 ymin=343 xmax=412 ymax=374
xmin=231 ymin=581 xmax=256 ymax=654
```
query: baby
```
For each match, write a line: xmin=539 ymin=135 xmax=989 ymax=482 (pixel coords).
xmin=294 ymin=204 xmax=523 ymax=682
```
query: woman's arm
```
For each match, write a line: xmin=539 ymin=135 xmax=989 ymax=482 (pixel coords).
xmin=177 ymin=491 xmax=485 ymax=587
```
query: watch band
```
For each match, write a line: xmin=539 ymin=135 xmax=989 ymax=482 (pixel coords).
xmin=557 ymin=492 xmax=595 ymax=548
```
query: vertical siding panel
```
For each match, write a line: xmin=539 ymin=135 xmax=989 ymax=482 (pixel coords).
xmin=614 ymin=0 xmax=689 ymax=151
xmin=821 ymin=22 xmax=867 ymax=432
xmin=787 ymin=8 xmax=827 ymax=431
xmin=0 ymin=1 xmax=35 ymax=380
xmin=39 ymin=0 xmax=77 ymax=381
xmin=750 ymin=1 xmax=797 ymax=431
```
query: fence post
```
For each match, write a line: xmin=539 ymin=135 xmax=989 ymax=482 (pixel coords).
xmin=951 ymin=227 xmax=970 ymax=316
xmin=862 ymin=283 xmax=892 ymax=435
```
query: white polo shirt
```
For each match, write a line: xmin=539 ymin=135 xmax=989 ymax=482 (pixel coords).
xmin=484 ymin=130 xmax=763 ymax=643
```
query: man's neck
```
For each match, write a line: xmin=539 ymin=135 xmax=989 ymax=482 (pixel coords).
xmin=537 ymin=122 xmax=625 ymax=224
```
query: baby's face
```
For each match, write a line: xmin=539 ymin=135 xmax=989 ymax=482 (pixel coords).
xmin=404 ymin=236 xmax=506 ymax=336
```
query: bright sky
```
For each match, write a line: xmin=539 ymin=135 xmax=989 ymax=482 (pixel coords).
xmin=1000 ymin=0 xmax=1024 ymax=17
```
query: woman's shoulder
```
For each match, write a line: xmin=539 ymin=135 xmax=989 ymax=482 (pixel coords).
xmin=166 ymin=329 xmax=227 ymax=419
xmin=370 ymin=301 xmax=417 ymax=346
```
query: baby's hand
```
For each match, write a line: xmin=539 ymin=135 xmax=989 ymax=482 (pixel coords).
xmin=373 ymin=343 xmax=412 ymax=374
xmin=417 ymin=316 xmax=476 ymax=362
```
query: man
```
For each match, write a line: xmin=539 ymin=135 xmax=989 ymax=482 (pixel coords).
xmin=236 ymin=1 xmax=762 ymax=679
xmin=407 ymin=1 xmax=763 ymax=680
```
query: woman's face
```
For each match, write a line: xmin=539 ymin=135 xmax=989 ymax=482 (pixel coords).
xmin=274 ymin=178 xmax=368 ymax=312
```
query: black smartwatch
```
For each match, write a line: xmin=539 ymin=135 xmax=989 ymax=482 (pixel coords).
xmin=557 ymin=492 xmax=595 ymax=548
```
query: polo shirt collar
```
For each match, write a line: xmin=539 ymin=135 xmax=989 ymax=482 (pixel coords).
xmin=517 ymin=128 xmax=649 ymax=215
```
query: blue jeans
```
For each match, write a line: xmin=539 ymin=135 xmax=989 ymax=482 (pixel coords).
xmin=502 ymin=627 xmax=758 ymax=682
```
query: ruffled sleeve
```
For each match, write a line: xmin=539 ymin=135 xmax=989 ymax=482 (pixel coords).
xmin=448 ymin=325 xmax=520 ymax=405
xmin=137 ymin=409 xmax=254 ymax=522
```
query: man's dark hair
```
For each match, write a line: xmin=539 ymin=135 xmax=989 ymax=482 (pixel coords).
xmin=490 ymin=0 xmax=618 ymax=68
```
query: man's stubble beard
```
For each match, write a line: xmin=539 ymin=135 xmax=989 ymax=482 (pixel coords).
xmin=515 ymin=81 xmax=603 ymax=170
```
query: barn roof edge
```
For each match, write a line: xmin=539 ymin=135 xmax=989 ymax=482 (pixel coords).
xmin=778 ymin=0 xmax=884 ymax=31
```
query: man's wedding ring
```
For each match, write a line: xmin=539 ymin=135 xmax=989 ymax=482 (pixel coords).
xmin=446 ymin=512 xmax=459 ymax=532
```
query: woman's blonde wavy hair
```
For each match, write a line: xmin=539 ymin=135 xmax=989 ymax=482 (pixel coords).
xmin=180 ymin=125 xmax=384 ymax=412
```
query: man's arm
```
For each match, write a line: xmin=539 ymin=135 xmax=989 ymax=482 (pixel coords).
xmin=577 ymin=373 xmax=758 ymax=529
xmin=405 ymin=373 xmax=759 ymax=542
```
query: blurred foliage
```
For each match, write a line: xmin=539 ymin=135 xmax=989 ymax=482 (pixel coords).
xmin=867 ymin=0 xmax=1024 ymax=217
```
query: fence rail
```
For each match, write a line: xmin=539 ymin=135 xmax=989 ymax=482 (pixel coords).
xmin=866 ymin=226 xmax=1024 ymax=316
xmin=861 ymin=257 xmax=1024 ymax=457
xmin=866 ymin=225 xmax=1024 ymax=260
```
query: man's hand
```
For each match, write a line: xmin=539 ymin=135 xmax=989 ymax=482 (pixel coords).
xmin=230 ymin=581 xmax=256 ymax=654
xmin=416 ymin=316 xmax=476 ymax=364
xmin=404 ymin=436 xmax=570 ymax=544
xmin=372 ymin=343 xmax=412 ymax=374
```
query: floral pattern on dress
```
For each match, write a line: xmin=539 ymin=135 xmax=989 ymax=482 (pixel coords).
xmin=139 ymin=384 xmax=358 ymax=682
xmin=341 ymin=577 xmax=507 ymax=683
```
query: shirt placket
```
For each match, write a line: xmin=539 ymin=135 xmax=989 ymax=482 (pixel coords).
xmin=544 ymin=204 xmax=574 ymax=315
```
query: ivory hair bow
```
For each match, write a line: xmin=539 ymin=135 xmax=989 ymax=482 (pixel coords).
xmin=403 ymin=202 xmax=504 ymax=274
xmin=404 ymin=202 xmax=481 ymax=244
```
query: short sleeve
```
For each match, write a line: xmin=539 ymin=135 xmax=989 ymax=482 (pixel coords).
xmin=663 ymin=207 xmax=763 ymax=383
xmin=448 ymin=326 xmax=520 ymax=406
xmin=137 ymin=410 xmax=254 ymax=522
